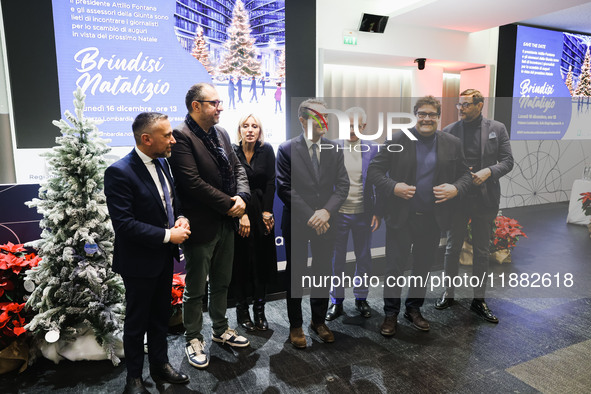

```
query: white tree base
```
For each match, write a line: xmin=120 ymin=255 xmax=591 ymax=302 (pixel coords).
xmin=40 ymin=326 xmax=124 ymax=364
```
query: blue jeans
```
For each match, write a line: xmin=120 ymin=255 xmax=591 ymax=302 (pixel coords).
xmin=330 ymin=212 xmax=373 ymax=303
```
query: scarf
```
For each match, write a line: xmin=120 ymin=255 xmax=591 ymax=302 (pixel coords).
xmin=185 ymin=114 xmax=237 ymax=197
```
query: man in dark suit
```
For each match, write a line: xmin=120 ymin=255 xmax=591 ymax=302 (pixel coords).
xmin=326 ymin=107 xmax=382 ymax=321
xmin=168 ymin=83 xmax=250 ymax=369
xmin=105 ymin=112 xmax=191 ymax=393
xmin=367 ymin=96 xmax=471 ymax=336
xmin=277 ymin=98 xmax=349 ymax=349
xmin=435 ymin=89 xmax=514 ymax=323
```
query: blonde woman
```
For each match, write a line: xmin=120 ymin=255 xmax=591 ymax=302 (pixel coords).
xmin=230 ymin=113 xmax=277 ymax=331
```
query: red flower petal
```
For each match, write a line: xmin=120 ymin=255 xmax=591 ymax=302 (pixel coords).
xmin=13 ymin=326 xmax=27 ymax=336
xmin=0 ymin=242 xmax=26 ymax=253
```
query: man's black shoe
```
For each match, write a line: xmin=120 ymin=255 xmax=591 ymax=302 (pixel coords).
xmin=470 ymin=299 xmax=499 ymax=323
xmin=404 ymin=309 xmax=430 ymax=331
xmin=123 ymin=376 xmax=149 ymax=394
xmin=434 ymin=290 xmax=454 ymax=310
xmin=150 ymin=362 xmax=189 ymax=384
xmin=325 ymin=303 xmax=343 ymax=321
xmin=355 ymin=299 xmax=371 ymax=318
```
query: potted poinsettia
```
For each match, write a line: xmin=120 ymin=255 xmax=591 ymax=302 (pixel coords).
xmin=0 ymin=242 xmax=41 ymax=374
xmin=461 ymin=215 xmax=527 ymax=265
xmin=170 ymin=273 xmax=185 ymax=327
xmin=580 ymin=192 xmax=591 ymax=237
xmin=489 ymin=216 xmax=527 ymax=264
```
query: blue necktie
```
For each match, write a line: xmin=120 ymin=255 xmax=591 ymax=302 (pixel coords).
xmin=311 ymin=143 xmax=320 ymax=180
xmin=153 ymin=159 xmax=175 ymax=229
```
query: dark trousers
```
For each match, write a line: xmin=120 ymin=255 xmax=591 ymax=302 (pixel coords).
xmin=122 ymin=264 xmax=173 ymax=378
xmin=283 ymin=214 xmax=334 ymax=328
xmin=330 ymin=212 xmax=373 ymax=302
xmin=445 ymin=198 xmax=497 ymax=299
xmin=231 ymin=233 xmax=266 ymax=304
xmin=183 ymin=221 xmax=234 ymax=341
xmin=383 ymin=212 xmax=439 ymax=316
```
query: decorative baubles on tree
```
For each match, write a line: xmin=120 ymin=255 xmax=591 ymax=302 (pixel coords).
xmin=217 ymin=0 xmax=261 ymax=77
xmin=565 ymin=65 xmax=575 ymax=96
xmin=191 ymin=25 xmax=214 ymax=75
xmin=574 ymin=46 xmax=591 ymax=97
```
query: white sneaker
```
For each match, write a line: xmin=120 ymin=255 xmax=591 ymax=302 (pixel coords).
xmin=185 ymin=339 xmax=209 ymax=369
xmin=212 ymin=328 xmax=250 ymax=347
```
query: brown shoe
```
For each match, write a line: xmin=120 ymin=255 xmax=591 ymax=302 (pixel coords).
xmin=309 ymin=322 xmax=335 ymax=343
xmin=404 ymin=309 xmax=430 ymax=331
xmin=380 ymin=315 xmax=397 ymax=336
xmin=289 ymin=327 xmax=307 ymax=349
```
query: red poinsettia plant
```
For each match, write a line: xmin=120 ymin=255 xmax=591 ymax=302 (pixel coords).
xmin=580 ymin=192 xmax=591 ymax=216
xmin=491 ymin=216 xmax=527 ymax=251
xmin=0 ymin=242 xmax=41 ymax=349
xmin=169 ymin=273 xmax=185 ymax=327
xmin=172 ymin=274 xmax=185 ymax=313
xmin=171 ymin=273 xmax=185 ymax=307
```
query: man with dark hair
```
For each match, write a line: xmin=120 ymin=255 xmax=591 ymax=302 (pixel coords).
xmin=169 ymin=83 xmax=251 ymax=369
xmin=368 ymin=96 xmax=471 ymax=336
xmin=277 ymin=98 xmax=349 ymax=348
xmin=105 ymin=112 xmax=191 ymax=393
xmin=435 ymin=89 xmax=514 ymax=323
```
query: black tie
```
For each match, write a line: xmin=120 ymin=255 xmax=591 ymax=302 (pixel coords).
xmin=311 ymin=143 xmax=320 ymax=180
xmin=153 ymin=159 xmax=175 ymax=229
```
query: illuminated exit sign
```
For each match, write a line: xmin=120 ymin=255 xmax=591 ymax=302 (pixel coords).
xmin=343 ymin=30 xmax=357 ymax=45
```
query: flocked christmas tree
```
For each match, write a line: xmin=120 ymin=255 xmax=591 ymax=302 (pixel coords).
xmin=565 ymin=65 xmax=575 ymax=96
xmin=217 ymin=0 xmax=261 ymax=77
xmin=25 ymin=88 xmax=125 ymax=365
xmin=574 ymin=46 xmax=591 ymax=97
xmin=191 ymin=25 xmax=215 ymax=75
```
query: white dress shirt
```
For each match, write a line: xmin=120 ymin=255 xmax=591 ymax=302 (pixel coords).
xmin=135 ymin=146 xmax=173 ymax=243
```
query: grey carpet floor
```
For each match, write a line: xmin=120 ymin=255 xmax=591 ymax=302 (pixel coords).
xmin=3 ymin=202 xmax=591 ymax=393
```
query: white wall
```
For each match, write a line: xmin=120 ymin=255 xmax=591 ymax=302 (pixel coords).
xmin=316 ymin=3 xmax=590 ymax=210
xmin=412 ymin=66 xmax=443 ymax=97
xmin=316 ymin=2 xmax=499 ymax=68
xmin=500 ymin=140 xmax=591 ymax=209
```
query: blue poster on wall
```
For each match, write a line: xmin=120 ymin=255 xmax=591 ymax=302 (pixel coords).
xmin=511 ymin=25 xmax=591 ymax=140
xmin=52 ymin=0 xmax=286 ymax=147
xmin=52 ymin=1 xmax=210 ymax=146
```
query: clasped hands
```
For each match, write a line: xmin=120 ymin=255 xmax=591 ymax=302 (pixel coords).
xmin=170 ymin=217 xmax=191 ymax=244
xmin=307 ymin=209 xmax=330 ymax=235
xmin=226 ymin=195 xmax=246 ymax=217
xmin=394 ymin=182 xmax=458 ymax=203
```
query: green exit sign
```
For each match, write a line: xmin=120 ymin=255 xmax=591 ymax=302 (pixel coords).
xmin=344 ymin=36 xmax=357 ymax=45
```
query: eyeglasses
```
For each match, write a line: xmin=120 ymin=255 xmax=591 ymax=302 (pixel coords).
xmin=416 ymin=112 xmax=439 ymax=120
xmin=455 ymin=102 xmax=475 ymax=110
xmin=195 ymin=100 xmax=223 ymax=108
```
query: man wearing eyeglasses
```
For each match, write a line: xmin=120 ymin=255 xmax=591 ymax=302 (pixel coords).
xmin=168 ymin=83 xmax=251 ymax=369
xmin=435 ymin=89 xmax=513 ymax=323
xmin=368 ymin=96 xmax=471 ymax=335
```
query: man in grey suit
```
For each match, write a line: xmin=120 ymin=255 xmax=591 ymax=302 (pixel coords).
xmin=435 ymin=89 xmax=514 ymax=323
xmin=368 ymin=96 xmax=472 ymax=336
xmin=168 ymin=83 xmax=251 ymax=369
